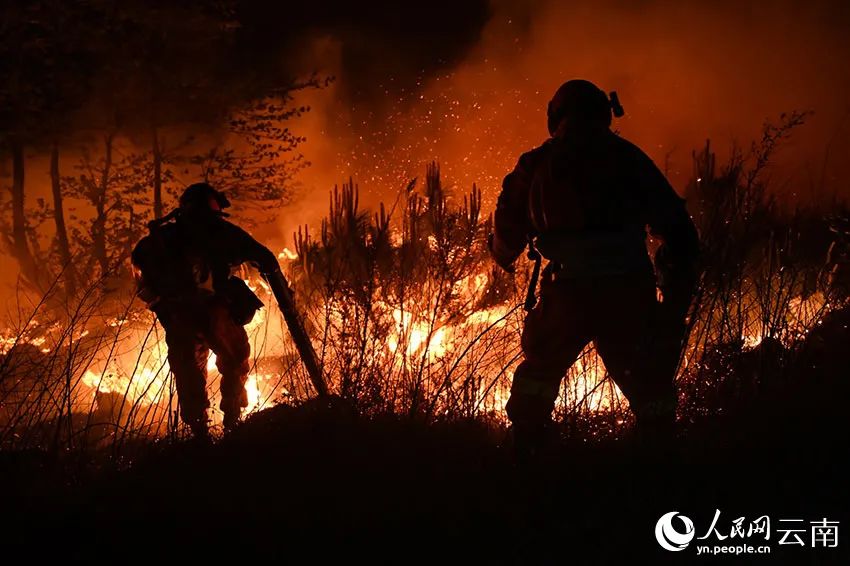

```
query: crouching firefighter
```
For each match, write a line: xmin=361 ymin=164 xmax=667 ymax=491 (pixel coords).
xmin=490 ymin=80 xmax=700 ymax=456
xmin=131 ymin=183 xmax=292 ymax=438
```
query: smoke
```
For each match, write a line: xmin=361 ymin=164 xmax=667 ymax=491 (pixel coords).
xmin=3 ymin=0 xmax=850 ymax=278
xmin=232 ymin=1 xmax=491 ymax=98
xmin=289 ymin=0 xmax=850 ymax=227
xmin=6 ymin=0 xmax=849 ymax=199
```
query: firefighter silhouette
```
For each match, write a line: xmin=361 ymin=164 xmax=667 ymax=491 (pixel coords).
xmin=490 ymin=80 xmax=700 ymax=455
xmin=131 ymin=183 xmax=280 ymax=438
xmin=824 ymin=213 xmax=850 ymax=303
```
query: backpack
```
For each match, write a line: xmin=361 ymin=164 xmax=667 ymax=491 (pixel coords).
xmin=131 ymin=215 xmax=204 ymax=308
xmin=131 ymin=212 xmax=264 ymax=324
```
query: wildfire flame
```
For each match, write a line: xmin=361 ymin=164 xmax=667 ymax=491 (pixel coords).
xmin=0 ymin=246 xmax=832 ymax=443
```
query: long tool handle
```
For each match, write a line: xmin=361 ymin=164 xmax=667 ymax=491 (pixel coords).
xmin=264 ymin=270 xmax=328 ymax=397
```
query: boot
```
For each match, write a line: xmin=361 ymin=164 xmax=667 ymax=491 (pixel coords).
xmin=634 ymin=410 xmax=677 ymax=450
xmin=220 ymin=390 xmax=248 ymax=434
xmin=222 ymin=409 xmax=242 ymax=433
xmin=633 ymin=411 xmax=680 ymax=481
xmin=187 ymin=417 xmax=211 ymax=443
xmin=512 ymin=419 xmax=557 ymax=468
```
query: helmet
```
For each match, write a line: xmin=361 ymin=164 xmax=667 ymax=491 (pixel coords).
xmin=546 ymin=79 xmax=622 ymax=135
xmin=179 ymin=183 xmax=231 ymax=215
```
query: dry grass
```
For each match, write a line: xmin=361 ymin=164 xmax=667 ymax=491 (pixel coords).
xmin=0 ymin=117 xmax=840 ymax=456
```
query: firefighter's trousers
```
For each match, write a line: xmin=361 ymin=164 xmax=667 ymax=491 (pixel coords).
xmin=159 ymin=296 xmax=251 ymax=430
xmin=506 ymin=273 xmax=677 ymax=430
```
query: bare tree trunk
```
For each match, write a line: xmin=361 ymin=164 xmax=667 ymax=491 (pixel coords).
xmin=8 ymin=138 xmax=39 ymax=287
xmin=92 ymin=133 xmax=114 ymax=276
xmin=50 ymin=142 xmax=75 ymax=296
xmin=152 ymin=127 xmax=163 ymax=219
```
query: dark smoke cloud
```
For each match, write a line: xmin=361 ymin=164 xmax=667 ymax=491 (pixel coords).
xmin=289 ymin=0 xmax=850 ymax=212
xmin=0 ymin=0 xmax=491 ymax=143
xmin=4 ymin=0 xmax=850 ymax=219
xmin=232 ymin=0 xmax=491 ymax=100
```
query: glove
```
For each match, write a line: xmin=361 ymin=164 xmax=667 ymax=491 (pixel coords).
xmin=256 ymin=247 xmax=281 ymax=275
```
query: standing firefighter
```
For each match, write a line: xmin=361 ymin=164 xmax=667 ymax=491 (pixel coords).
xmin=131 ymin=183 xmax=281 ymax=439
xmin=491 ymin=80 xmax=699 ymax=454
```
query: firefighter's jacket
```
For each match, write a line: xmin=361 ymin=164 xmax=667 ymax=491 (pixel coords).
xmin=492 ymin=127 xmax=699 ymax=282
xmin=131 ymin=213 xmax=279 ymax=318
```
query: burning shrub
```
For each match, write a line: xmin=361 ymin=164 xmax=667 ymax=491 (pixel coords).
xmin=288 ymin=163 xmax=524 ymax=419
xmin=0 ymin=116 xmax=843 ymax=454
xmin=678 ymin=114 xmax=834 ymax=421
